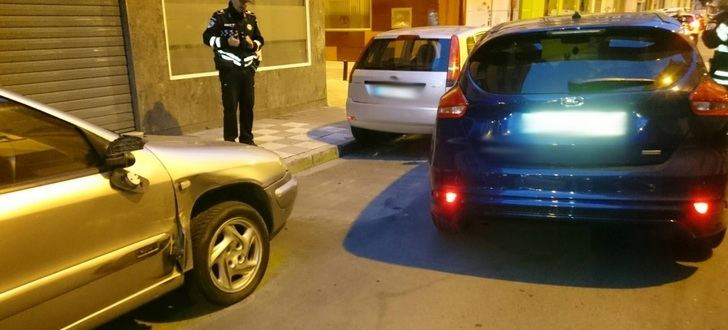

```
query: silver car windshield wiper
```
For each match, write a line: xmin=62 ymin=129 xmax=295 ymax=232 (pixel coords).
xmin=568 ymin=78 xmax=655 ymax=92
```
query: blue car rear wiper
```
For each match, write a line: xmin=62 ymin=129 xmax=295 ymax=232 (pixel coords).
xmin=568 ymin=78 xmax=655 ymax=93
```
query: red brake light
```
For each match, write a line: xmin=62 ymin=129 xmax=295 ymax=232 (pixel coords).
xmin=438 ymin=86 xmax=468 ymax=119
xmin=433 ymin=189 xmax=461 ymax=208
xmin=445 ymin=192 xmax=458 ymax=204
xmin=689 ymin=78 xmax=728 ymax=116
xmin=694 ymin=202 xmax=710 ymax=215
xmin=446 ymin=35 xmax=460 ymax=87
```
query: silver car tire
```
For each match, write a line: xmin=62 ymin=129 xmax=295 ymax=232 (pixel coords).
xmin=189 ymin=201 xmax=270 ymax=306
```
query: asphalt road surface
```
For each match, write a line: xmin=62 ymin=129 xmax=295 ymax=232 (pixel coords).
xmin=102 ymin=135 xmax=728 ymax=330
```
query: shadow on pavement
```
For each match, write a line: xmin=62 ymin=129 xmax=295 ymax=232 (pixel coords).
xmin=98 ymin=287 xmax=223 ymax=329
xmin=304 ymin=120 xmax=351 ymax=144
xmin=343 ymin=162 xmax=701 ymax=289
xmin=342 ymin=134 xmax=433 ymax=161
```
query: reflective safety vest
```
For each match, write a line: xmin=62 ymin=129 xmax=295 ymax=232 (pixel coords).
xmin=202 ymin=4 xmax=264 ymax=71
xmin=703 ymin=14 xmax=728 ymax=86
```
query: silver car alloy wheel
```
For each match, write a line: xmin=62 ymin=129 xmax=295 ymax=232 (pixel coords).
xmin=207 ymin=217 xmax=263 ymax=293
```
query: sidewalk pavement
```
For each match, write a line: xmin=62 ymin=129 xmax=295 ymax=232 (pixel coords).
xmin=191 ymin=106 xmax=355 ymax=173
xmin=191 ymin=61 xmax=355 ymax=173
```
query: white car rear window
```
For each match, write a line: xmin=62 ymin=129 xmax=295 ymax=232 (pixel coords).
xmin=357 ymin=38 xmax=451 ymax=72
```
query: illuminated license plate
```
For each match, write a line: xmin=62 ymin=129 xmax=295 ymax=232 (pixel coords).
xmin=521 ymin=111 xmax=627 ymax=137
xmin=368 ymin=85 xmax=418 ymax=99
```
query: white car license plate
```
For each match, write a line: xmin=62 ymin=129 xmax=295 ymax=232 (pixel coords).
xmin=368 ymin=85 xmax=418 ymax=99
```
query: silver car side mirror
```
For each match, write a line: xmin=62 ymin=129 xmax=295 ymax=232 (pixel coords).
xmin=106 ymin=135 xmax=147 ymax=193
xmin=105 ymin=135 xmax=145 ymax=169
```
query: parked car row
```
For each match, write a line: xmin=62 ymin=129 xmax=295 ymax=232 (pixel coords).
xmin=347 ymin=12 xmax=728 ymax=253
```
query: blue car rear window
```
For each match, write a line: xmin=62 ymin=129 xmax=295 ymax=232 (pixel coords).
xmin=467 ymin=28 xmax=694 ymax=94
xmin=357 ymin=38 xmax=451 ymax=72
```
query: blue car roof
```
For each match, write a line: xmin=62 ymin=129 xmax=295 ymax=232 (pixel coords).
xmin=485 ymin=12 xmax=681 ymax=40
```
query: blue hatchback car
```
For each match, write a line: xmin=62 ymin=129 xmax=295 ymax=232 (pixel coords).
xmin=430 ymin=12 xmax=728 ymax=250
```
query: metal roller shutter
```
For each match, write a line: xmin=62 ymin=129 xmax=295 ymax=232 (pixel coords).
xmin=0 ymin=0 xmax=136 ymax=133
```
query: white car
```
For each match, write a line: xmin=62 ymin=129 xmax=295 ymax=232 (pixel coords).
xmin=346 ymin=25 xmax=489 ymax=144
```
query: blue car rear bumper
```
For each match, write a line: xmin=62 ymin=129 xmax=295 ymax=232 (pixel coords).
xmin=430 ymin=166 xmax=728 ymax=238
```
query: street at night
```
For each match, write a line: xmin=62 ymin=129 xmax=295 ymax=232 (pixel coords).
xmin=103 ymin=137 xmax=728 ymax=329
xmin=4 ymin=2 xmax=728 ymax=329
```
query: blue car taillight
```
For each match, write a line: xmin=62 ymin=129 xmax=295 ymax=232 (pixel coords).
xmin=437 ymin=86 xmax=468 ymax=119
xmin=690 ymin=77 xmax=728 ymax=116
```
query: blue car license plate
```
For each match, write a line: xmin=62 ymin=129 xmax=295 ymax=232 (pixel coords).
xmin=521 ymin=111 xmax=627 ymax=137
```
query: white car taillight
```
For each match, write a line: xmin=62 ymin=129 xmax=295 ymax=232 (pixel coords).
xmin=446 ymin=35 xmax=460 ymax=87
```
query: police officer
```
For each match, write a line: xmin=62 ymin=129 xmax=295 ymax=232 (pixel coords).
xmin=203 ymin=0 xmax=264 ymax=145
xmin=703 ymin=1 xmax=728 ymax=86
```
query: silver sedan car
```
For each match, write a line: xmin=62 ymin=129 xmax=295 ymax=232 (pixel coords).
xmin=0 ymin=89 xmax=297 ymax=329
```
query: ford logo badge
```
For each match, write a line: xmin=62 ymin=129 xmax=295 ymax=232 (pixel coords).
xmin=560 ymin=96 xmax=584 ymax=107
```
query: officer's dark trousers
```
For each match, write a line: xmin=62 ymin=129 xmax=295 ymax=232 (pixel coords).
xmin=219 ymin=68 xmax=255 ymax=143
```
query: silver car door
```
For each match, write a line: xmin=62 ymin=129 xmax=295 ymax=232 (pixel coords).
xmin=0 ymin=97 xmax=178 ymax=329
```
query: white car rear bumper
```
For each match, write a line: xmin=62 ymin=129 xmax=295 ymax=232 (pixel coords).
xmin=346 ymin=99 xmax=436 ymax=134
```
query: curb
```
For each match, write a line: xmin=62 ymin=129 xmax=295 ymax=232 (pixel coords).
xmin=283 ymin=140 xmax=357 ymax=173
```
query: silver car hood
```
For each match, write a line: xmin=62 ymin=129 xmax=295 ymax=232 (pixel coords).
xmin=140 ymin=135 xmax=287 ymax=186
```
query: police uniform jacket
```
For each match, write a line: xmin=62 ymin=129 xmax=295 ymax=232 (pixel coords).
xmin=202 ymin=2 xmax=264 ymax=71
xmin=703 ymin=11 xmax=728 ymax=85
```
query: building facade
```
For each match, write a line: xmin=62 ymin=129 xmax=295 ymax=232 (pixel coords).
xmin=0 ymin=0 xmax=326 ymax=135
xmin=324 ymin=0 xmax=694 ymax=63
xmin=518 ymin=0 xmax=692 ymax=19
xmin=325 ymin=0 xmax=463 ymax=62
